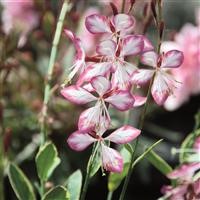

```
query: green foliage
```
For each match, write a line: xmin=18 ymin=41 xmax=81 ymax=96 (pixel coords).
xmin=42 ymin=186 xmax=70 ymax=200
xmin=8 ymin=163 xmax=36 ymax=200
xmin=108 ymin=140 xmax=163 ymax=192
xmin=66 ymin=170 xmax=82 ymax=200
xmin=36 ymin=142 xmax=61 ymax=181
xmin=146 ymin=150 xmax=172 ymax=175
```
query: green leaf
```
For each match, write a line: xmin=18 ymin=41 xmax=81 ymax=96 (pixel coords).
xmin=108 ymin=140 xmax=163 ymax=192
xmin=124 ymin=143 xmax=133 ymax=154
xmin=8 ymin=163 xmax=36 ymax=200
xmin=132 ymin=139 xmax=163 ymax=168
xmin=146 ymin=150 xmax=172 ymax=175
xmin=66 ymin=170 xmax=82 ymax=200
xmin=36 ymin=142 xmax=61 ymax=181
xmin=108 ymin=163 xmax=129 ymax=191
xmin=42 ymin=186 xmax=70 ymax=200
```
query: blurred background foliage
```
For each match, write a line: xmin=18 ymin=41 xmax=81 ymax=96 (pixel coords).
xmin=0 ymin=0 xmax=200 ymax=199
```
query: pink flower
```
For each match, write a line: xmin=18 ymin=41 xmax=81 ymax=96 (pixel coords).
xmin=85 ymin=13 xmax=135 ymax=38
xmin=61 ymin=76 xmax=134 ymax=131
xmin=64 ymin=29 xmax=86 ymax=82
xmin=161 ymin=16 xmax=200 ymax=110
xmin=131 ymin=50 xmax=184 ymax=105
xmin=1 ymin=0 xmax=39 ymax=47
xmin=167 ymin=163 xmax=200 ymax=182
xmin=78 ymin=35 xmax=144 ymax=89
xmin=67 ymin=125 xmax=141 ymax=172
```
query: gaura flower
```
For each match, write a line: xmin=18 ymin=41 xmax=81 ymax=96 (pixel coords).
xmin=85 ymin=13 xmax=135 ymax=38
xmin=61 ymin=76 xmax=134 ymax=131
xmin=78 ymin=35 xmax=144 ymax=89
xmin=132 ymin=50 xmax=184 ymax=105
xmin=67 ymin=125 xmax=141 ymax=172
xmin=64 ymin=29 xmax=86 ymax=82
xmin=160 ymin=163 xmax=200 ymax=200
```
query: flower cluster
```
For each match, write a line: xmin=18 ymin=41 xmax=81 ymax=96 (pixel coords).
xmin=160 ymin=137 xmax=200 ymax=200
xmin=61 ymin=13 xmax=183 ymax=172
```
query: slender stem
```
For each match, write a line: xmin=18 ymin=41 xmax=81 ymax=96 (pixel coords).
xmin=40 ymin=0 xmax=71 ymax=145
xmin=107 ymin=191 xmax=113 ymax=200
xmin=119 ymin=76 xmax=155 ymax=200
xmin=38 ymin=1 xmax=70 ymax=198
xmin=121 ymin=0 xmax=126 ymax=13
xmin=0 ymin=132 xmax=4 ymax=200
xmin=81 ymin=142 xmax=99 ymax=200
xmin=119 ymin=1 xmax=164 ymax=199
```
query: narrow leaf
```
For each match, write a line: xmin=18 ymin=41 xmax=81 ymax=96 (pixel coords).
xmin=8 ymin=163 xmax=36 ymax=200
xmin=36 ymin=142 xmax=61 ymax=181
xmin=146 ymin=150 xmax=172 ymax=175
xmin=42 ymin=186 xmax=70 ymax=200
xmin=66 ymin=170 xmax=82 ymax=200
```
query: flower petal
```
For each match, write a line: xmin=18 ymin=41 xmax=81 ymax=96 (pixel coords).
xmin=131 ymin=69 xmax=154 ymax=86
xmin=141 ymin=51 xmax=158 ymax=67
xmin=161 ymin=50 xmax=184 ymax=68
xmin=113 ymin=14 xmax=135 ymax=32
xmin=104 ymin=90 xmax=134 ymax=111
xmin=67 ymin=131 xmax=96 ymax=151
xmin=96 ymin=39 xmax=117 ymax=57
xmin=105 ymin=125 xmax=141 ymax=144
xmin=77 ymin=62 xmax=112 ymax=86
xmin=101 ymin=144 xmax=123 ymax=173
xmin=91 ymin=76 xmax=111 ymax=96
xmin=78 ymin=103 xmax=110 ymax=131
xmin=120 ymin=35 xmax=144 ymax=57
xmin=141 ymin=35 xmax=154 ymax=52
xmin=61 ymin=85 xmax=96 ymax=104
xmin=167 ymin=163 xmax=200 ymax=180
xmin=85 ymin=14 xmax=111 ymax=34
xmin=151 ymin=72 xmax=170 ymax=105
xmin=133 ymin=95 xmax=147 ymax=107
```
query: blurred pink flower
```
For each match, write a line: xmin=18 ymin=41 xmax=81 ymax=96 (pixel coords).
xmin=162 ymin=10 xmax=200 ymax=110
xmin=1 ymin=0 xmax=39 ymax=47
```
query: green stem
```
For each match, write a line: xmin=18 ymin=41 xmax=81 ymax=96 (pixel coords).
xmin=119 ymin=76 xmax=155 ymax=200
xmin=81 ymin=142 xmax=99 ymax=200
xmin=40 ymin=0 xmax=71 ymax=145
xmin=39 ymin=1 xmax=70 ymax=198
xmin=107 ymin=191 xmax=113 ymax=200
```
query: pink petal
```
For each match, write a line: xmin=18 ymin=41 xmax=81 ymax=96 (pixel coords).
xmin=77 ymin=62 xmax=112 ymax=86
xmin=131 ymin=69 xmax=154 ymax=86
xmin=133 ymin=95 xmax=147 ymax=107
xmin=141 ymin=35 xmax=154 ymax=52
xmin=85 ymin=14 xmax=111 ymax=34
xmin=101 ymin=143 xmax=123 ymax=173
xmin=91 ymin=76 xmax=111 ymax=96
xmin=96 ymin=39 xmax=117 ymax=57
xmin=113 ymin=14 xmax=135 ymax=32
xmin=105 ymin=125 xmax=141 ymax=144
xmin=151 ymin=72 xmax=170 ymax=105
xmin=167 ymin=163 xmax=200 ymax=180
xmin=120 ymin=35 xmax=144 ymax=57
xmin=161 ymin=50 xmax=184 ymax=68
xmin=78 ymin=103 xmax=110 ymax=131
xmin=111 ymin=62 xmax=132 ymax=89
xmin=104 ymin=90 xmax=134 ymax=111
xmin=61 ymin=85 xmax=96 ymax=105
xmin=67 ymin=131 xmax=96 ymax=151
xmin=141 ymin=51 xmax=158 ymax=67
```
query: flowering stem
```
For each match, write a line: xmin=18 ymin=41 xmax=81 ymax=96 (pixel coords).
xmin=40 ymin=0 xmax=71 ymax=145
xmin=81 ymin=142 xmax=99 ymax=200
xmin=119 ymin=75 xmax=155 ymax=200
xmin=121 ymin=0 xmax=126 ymax=13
